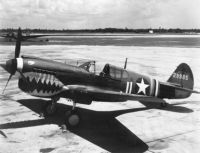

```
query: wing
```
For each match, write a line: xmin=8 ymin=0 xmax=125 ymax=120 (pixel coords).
xmin=0 ymin=34 xmax=49 ymax=40
xmin=64 ymin=85 xmax=163 ymax=103
xmin=0 ymin=35 xmax=16 ymax=39
xmin=22 ymin=35 xmax=50 ymax=40
xmin=21 ymin=34 xmax=75 ymax=40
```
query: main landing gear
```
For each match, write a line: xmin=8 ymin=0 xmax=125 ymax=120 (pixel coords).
xmin=43 ymin=97 xmax=60 ymax=116
xmin=64 ymin=101 xmax=81 ymax=128
xmin=42 ymin=98 xmax=81 ymax=129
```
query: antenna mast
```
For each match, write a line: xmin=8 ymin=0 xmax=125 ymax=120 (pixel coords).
xmin=124 ymin=58 xmax=128 ymax=69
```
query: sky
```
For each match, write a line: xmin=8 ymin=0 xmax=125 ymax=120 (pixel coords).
xmin=0 ymin=0 xmax=200 ymax=29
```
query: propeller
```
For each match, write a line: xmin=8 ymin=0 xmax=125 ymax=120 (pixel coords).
xmin=2 ymin=74 xmax=12 ymax=94
xmin=15 ymin=28 xmax=22 ymax=58
xmin=1 ymin=27 xmax=22 ymax=94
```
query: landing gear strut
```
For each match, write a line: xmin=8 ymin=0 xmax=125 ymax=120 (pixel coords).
xmin=44 ymin=97 xmax=60 ymax=116
xmin=64 ymin=100 xmax=81 ymax=128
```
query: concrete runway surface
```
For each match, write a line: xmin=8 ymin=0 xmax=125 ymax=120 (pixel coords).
xmin=0 ymin=38 xmax=200 ymax=153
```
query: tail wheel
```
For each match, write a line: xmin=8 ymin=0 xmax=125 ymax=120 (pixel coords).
xmin=160 ymin=102 xmax=168 ymax=108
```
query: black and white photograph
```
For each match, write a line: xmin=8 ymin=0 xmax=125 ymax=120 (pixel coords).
xmin=0 ymin=0 xmax=200 ymax=152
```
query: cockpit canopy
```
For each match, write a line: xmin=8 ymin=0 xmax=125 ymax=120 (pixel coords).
xmin=101 ymin=64 xmax=128 ymax=80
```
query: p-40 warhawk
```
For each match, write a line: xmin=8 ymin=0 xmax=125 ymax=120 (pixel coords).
xmin=1 ymin=28 xmax=199 ymax=127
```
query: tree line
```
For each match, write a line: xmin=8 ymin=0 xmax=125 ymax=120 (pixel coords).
xmin=0 ymin=28 xmax=200 ymax=33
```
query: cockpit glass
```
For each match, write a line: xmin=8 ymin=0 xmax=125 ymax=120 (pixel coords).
xmin=101 ymin=64 xmax=128 ymax=80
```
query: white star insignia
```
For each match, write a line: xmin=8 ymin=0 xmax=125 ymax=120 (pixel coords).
xmin=136 ymin=78 xmax=149 ymax=95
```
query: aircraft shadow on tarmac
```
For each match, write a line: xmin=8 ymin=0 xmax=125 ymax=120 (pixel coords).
xmin=139 ymin=100 xmax=194 ymax=113
xmin=0 ymin=98 xmax=194 ymax=153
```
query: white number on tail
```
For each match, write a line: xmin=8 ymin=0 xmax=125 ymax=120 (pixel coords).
xmin=172 ymin=73 xmax=188 ymax=80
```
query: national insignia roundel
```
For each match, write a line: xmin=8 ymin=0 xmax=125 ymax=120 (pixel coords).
xmin=135 ymin=78 xmax=150 ymax=95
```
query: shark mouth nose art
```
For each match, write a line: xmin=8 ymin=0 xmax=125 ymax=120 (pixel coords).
xmin=18 ymin=72 xmax=64 ymax=97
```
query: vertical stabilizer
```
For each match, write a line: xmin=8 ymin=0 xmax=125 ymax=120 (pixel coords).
xmin=168 ymin=63 xmax=194 ymax=90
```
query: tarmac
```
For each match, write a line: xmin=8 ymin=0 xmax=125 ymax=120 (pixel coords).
xmin=0 ymin=41 xmax=200 ymax=153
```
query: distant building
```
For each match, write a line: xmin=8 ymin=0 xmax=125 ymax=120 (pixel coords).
xmin=149 ymin=30 xmax=154 ymax=34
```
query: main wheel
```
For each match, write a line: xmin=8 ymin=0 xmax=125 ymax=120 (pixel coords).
xmin=65 ymin=110 xmax=81 ymax=128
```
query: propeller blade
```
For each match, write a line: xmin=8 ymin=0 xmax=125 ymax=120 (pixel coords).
xmin=15 ymin=28 xmax=22 ymax=58
xmin=0 ymin=63 xmax=6 ymax=71
xmin=2 ymin=74 xmax=12 ymax=94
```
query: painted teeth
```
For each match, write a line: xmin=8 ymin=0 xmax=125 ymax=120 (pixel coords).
xmin=36 ymin=73 xmax=41 ymax=83
xmin=37 ymin=73 xmax=42 ymax=83
xmin=31 ymin=89 xmax=59 ymax=97
xmin=41 ymin=73 xmax=46 ymax=83
xmin=46 ymin=74 xmax=51 ymax=85
xmin=19 ymin=72 xmax=64 ymax=97
xmin=29 ymin=75 xmax=34 ymax=82
xmin=45 ymin=74 xmax=49 ymax=84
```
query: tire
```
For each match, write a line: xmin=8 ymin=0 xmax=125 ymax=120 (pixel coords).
xmin=65 ymin=110 xmax=81 ymax=128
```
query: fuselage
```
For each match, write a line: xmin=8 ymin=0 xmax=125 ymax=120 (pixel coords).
xmin=15 ymin=55 xmax=187 ymax=103
xmin=16 ymin=56 xmax=162 ymax=100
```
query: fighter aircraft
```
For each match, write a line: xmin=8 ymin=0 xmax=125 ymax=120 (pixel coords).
xmin=1 ymin=28 xmax=199 ymax=128
xmin=0 ymin=29 xmax=49 ymax=42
